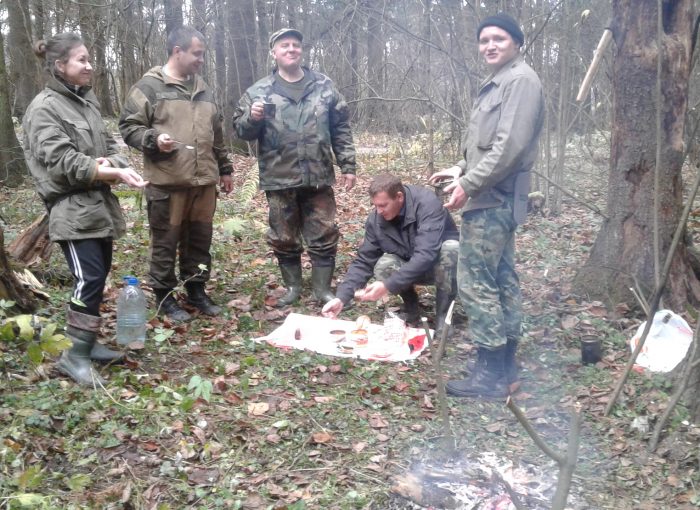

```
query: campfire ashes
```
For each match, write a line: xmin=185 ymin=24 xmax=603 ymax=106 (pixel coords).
xmin=386 ymin=452 xmax=587 ymax=509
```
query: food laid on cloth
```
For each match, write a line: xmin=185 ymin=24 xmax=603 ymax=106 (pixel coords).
xmin=255 ymin=313 xmax=430 ymax=362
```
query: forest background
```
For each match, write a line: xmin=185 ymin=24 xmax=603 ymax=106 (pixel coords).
xmin=2 ymin=0 xmax=700 ymax=509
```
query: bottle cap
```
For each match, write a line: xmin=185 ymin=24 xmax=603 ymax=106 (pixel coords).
xmin=124 ymin=276 xmax=139 ymax=285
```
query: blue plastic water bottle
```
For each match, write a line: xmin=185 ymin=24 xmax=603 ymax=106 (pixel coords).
xmin=116 ymin=276 xmax=147 ymax=345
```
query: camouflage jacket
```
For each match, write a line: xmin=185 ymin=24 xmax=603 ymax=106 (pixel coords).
xmin=233 ymin=68 xmax=356 ymax=191
xmin=457 ymin=55 xmax=544 ymax=221
xmin=335 ymin=185 xmax=459 ymax=303
xmin=23 ymin=78 xmax=127 ymax=241
xmin=119 ymin=66 xmax=232 ymax=187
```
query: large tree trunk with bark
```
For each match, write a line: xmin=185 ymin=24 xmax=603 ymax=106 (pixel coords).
xmin=0 ymin=30 xmax=28 ymax=187
xmin=7 ymin=0 xmax=41 ymax=118
xmin=574 ymin=0 xmax=700 ymax=310
xmin=79 ymin=1 xmax=115 ymax=116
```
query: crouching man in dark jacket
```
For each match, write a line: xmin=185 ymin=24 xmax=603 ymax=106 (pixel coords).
xmin=322 ymin=174 xmax=458 ymax=332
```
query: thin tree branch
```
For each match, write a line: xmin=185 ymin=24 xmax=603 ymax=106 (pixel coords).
xmin=506 ymin=397 xmax=565 ymax=465
xmin=532 ymin=170 xmax=609 ymax=219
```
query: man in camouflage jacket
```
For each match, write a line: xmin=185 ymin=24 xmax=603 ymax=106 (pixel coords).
xmin=233 ymin=28 xmax=356 ymax=307
xmin=120 ymin=26 xmax=233 ymax=321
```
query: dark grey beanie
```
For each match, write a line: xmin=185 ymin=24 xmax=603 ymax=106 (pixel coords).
xmin=477 ymin=13 xmax=524 ymax=47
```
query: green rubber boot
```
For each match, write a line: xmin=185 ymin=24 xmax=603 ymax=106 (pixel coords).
xmin=64 ymin=309 xmax=124 ymax=364
xmin=311 ymin=264 xmax=335 ymax=304
xmin=276 ymin=263 xmax=303 ymax=307
xmin=57 ymin=322 xmax=105 ymax=387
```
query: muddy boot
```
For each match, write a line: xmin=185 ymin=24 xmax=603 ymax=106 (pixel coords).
xmin=434 ymin=288 xmax=456 ymax=338
xmin=464 ymin=340 xmax=519 ymax=386
xmin=276 ymin=263 xmax=303 ymax=307
xmin=57 ymin=310 xmax=105 ymax=387
xmin=185 ymin=281 xmax=222 ymax=316
xmin=399 ymin=287 xmax=420 ymax=325
xmin=311 ymin=264 xmax=335 ymax=304
xmin=446 ymin=346 xmax=509 ymax=400
xmin=155 ymin=288 xmax=191 ymax=322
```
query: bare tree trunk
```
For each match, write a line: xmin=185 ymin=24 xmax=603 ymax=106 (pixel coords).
xmin=225 ymin=0 xmax=256 ymax=141
xmin=163 ymin=0 xmax=183 ymax=36
xmin=117 ymin=0 xmax=139 ymax=103
xmin=191 ymin=0 xmax=207 ymax=34
xmin=213 ymin=1 xmax=227 ymax=111
xmin=79 ymin=1 xmax=115 ymax=116
xmin=32 ymin=0 xmax=45 ymax=41
xmin=254 ymin=0 xmax=271 ymax=77
xmin=574 ymin=0 xmax=700 ymax=309
xmin=422 ymin=0 xmax=434 ymax=173
xmin=365 ymin=0 xmax=384 ymax=126
xmin=0 ymin=30 xmax=28 ymax=187
xmin=7 ymin=0 xmax=41 ymax=118
xmin=552 ymin=2 xmax=571 ymax=214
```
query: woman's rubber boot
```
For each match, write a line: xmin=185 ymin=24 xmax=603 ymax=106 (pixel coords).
xmin=57 ymin=309 xmax=105 ymax=387
xmin=276 ymin=263 xmax=302 ymax=307
xmin=65 ymin=309 xmax=125 ymax=364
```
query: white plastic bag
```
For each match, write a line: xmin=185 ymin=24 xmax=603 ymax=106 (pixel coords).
xmin=629 ymin=309 xmax=693 ymax=372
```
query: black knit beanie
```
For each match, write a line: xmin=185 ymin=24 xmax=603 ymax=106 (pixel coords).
xmin=477 ymin=13 xmax=524 ymax=47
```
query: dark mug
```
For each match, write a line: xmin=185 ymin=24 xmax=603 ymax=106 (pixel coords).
xmin=263 ymin=102 xmax=276 ymax=120
xmin=581 ymin=336 xmax=602 ymax=364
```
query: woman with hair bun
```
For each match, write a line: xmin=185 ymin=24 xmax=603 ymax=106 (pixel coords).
xmin=23 ymin=32 xmax=148 ymax=387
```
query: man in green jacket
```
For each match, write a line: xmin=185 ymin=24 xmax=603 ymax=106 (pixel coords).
xmin=233 ymin=28 xmax=357 ymax=307
xmin=430 ymin=13 xmax=544 ymax=400
xmin=120 ymin=26 xmax=233 ymax=322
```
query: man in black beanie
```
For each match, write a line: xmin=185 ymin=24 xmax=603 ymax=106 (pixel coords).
xmin=429 ymin=13 xmax=544 ymax=400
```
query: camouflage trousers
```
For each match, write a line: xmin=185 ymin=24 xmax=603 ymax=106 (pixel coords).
xmin=374 ymin=240 xmax=459 ymax=295
xmin=458 ymin=198 xmax=521 ymax=349
xmin=146 ymin=184 xmax=216 ymax=290
xmin=266 ymin=186 xmax=339 ymax=266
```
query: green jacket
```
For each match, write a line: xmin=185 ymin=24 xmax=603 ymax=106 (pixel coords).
xmin=233 ymin=68 xmax=356 ymax=191
xmin=458 ymin=55 xmax=544 ymax=223
xmin=119 ymin=66 xmax=232 ymax=187
xmin=22 ymin=78 xmax=127 ymax=241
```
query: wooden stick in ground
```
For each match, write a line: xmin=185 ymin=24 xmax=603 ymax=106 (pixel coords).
xmin=648 ymin=318 xmax=700 ymax=452
xmin=551 ymin=403 xmax=583 ymax=510
xmin=424 ymin=300 xmax=456 ymax=455
xmin=506 ymin=398 xmax=582 ymax=510
xmin=576 ymin=28 xmax=613 ymax=102
xmin=604 ymin=159 xmax=700 ymax=416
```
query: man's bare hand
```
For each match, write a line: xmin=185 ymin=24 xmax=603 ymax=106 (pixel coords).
xmin=443 ymin=180 xmax=468 ymax=210
xmin=220 ymin=174 xmax=233 ymax=194
xmin=428 ymin=165 xmax=461 ymax=185
xmin=322 ymin=298 xmax=344 ymax=318
xmin=357 ymin=282 xmax=388 ymax=302
xmin=157 ymin=133 xmax=177 ymax=153
xmin=339 ymin=173 xmax=356 ymax=191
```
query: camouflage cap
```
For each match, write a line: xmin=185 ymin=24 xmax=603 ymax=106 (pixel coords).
xmin=269 ymin=28 xmax=303 ymax=48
